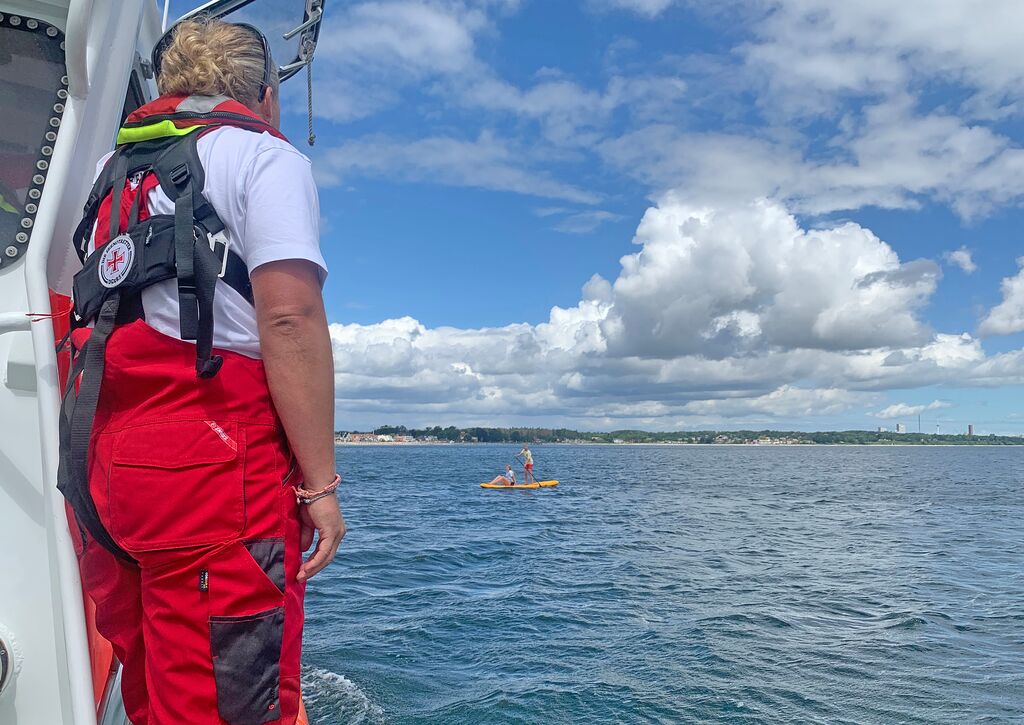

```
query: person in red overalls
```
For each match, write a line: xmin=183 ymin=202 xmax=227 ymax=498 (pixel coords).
xmin=57 ymin=18 xmax=344 ymax=725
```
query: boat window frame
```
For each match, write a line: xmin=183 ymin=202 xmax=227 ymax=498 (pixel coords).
xmin=121 ymin=66 xmax=148 ymax=125
xmin=0 ymin=11 xmax=68 ymax=270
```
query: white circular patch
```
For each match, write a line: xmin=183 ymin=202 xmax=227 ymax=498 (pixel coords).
xmin=98 ymin=234 xmax=135 ymax=288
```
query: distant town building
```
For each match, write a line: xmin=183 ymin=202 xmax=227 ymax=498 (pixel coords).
xmin=337 ymin=432 xmax=379 ymax=443
xmin=968 ymin=425 xmax=974 ymax=437
xmin=895 ymin=424 xmax=906 ymax=433
xmin=877 ymin=427 xmax=888 ymax=433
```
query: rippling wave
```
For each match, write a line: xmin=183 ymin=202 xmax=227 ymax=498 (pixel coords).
xmin=303 ymin=666 xmax=386 ymax=724
xmin=301 ymin=445 xmax=1024 ymax=723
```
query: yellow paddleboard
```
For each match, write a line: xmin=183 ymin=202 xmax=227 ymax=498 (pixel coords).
xmin=480 ymin=480 xmax=559 ymax=489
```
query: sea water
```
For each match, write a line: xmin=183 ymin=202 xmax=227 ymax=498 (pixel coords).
xmin=301 ymin=444 xmax=1024 ymax=723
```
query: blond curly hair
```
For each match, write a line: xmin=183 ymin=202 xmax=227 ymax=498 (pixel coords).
xmin=156 ymin=18 xmax=278 ymax=108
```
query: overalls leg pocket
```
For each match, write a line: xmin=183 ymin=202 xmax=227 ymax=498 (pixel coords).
xmin=104 ymin=419 xmax=245 ymax=552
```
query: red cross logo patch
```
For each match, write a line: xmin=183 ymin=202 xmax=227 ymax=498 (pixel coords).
xmin=98 ymin=234 xmax=135 ymax=288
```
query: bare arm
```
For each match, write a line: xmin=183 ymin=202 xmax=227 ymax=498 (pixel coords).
xmin=252 ymin=259 xmax=345 ymax=582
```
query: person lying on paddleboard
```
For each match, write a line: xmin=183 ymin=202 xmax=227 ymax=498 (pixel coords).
xmin=518 ymin=444 xmax=535 ymax=484
xmin=487 ymin=465 xmax=517 ymax=486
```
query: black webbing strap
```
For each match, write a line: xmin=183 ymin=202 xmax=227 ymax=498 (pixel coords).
xmin=72 ymin=199 xmax=99 ymax=264
xmin=127 ymin=181 xmax=144 ymax=228
xmin=73 ymin=148 xmax=127 ymax=263
xmin=171 ymin=167 xmax=226 ymax=376
xmin=72 ymin=152 xmax=130 ymax=263
xmin=107 ymin=154 xmax=129 ymax=241
xmin=56 ymin=296 xmax=135 ymax=563
xmin=194 ymin=199 xmax=223 ymax=235
xmin=57 ymin=347 xmax=89 ymax=552
xmin=173 ymin=174 xmax=199 ymax=342
xmin=223 ymin=252 xmax=254 ymax=305
xmin=193 ymin=235 xmax=224 ymax=377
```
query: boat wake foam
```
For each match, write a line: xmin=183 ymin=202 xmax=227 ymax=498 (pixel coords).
xmin=302 ymin=665 xmax=386 ymax=724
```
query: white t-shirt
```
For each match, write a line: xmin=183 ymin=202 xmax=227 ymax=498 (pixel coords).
xmin=89 ymin=126 xmax=327 ymax=358
xmin=505 ymin=470 xmax=517 ymax=483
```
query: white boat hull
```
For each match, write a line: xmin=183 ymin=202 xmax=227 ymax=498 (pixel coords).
xmin=0 ymin=2 xmax=161 ymax=723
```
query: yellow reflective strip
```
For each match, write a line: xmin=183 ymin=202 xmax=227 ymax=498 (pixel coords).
xmin=0 ymin=196 xmax=16 ymax=214
xmin=116 ymin=120 xmax=202 ymax=145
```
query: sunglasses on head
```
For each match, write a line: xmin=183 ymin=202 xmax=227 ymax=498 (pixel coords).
xmin=151 ymin=20 xmax=274 ymax=102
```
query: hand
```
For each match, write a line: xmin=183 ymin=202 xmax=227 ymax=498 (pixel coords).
xmin=297 ymin=495 xmax=346 ymax=582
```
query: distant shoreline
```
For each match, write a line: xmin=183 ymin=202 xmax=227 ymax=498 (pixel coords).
xmin=335 ymin=441 xmax=1024 ymax=447
xmin=339 ymin=426 xmax=1024 ymax=446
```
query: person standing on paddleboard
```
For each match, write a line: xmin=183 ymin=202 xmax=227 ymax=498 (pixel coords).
xmin=58 ymin=18 xmax=344 ymax=725
xmin=519 ymin=444 xmax=536 ymax=484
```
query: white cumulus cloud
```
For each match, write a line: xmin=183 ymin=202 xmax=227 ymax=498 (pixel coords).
xmin=979 ymin=258 xmax=1024 ymax=336
xmin=600 ymin=197 xmax=938 ymax=358
xmin=943 ymin=246 xmax=977 ymax=274
xmin=873 ymin=400 xmax=951 ymax=419
xmin=315 ymin=131 xmax=600 ymax=203
xmin=327 ymin=199 xmax=1019 ymax=429
xmin=599 ymin=99 xmax=1024 ymax=219
xmin=742 ymin=0 xmax=1024 ymax=113
xmin=319 ymin=1 xmax=480 ymax=75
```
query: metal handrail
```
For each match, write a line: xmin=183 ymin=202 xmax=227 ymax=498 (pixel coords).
xmin=0 ymin=312 xmax=31 ymax=335
xmin=65 ymin=0 xmax=97 ymax=99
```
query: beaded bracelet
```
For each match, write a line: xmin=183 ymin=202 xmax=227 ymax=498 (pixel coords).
xmin=293 ymin=473 xmax=341 ymax=505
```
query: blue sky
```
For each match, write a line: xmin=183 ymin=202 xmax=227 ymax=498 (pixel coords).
xmin=175 ymin=0 xmax=1024 ymax=434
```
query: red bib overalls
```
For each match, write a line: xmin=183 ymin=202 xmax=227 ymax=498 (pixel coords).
xmin=74 ymin=321 xmax=306 ymax=725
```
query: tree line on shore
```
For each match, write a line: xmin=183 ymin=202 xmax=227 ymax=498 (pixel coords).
xmin=345 ymin=425 xmax=1024 ymax=445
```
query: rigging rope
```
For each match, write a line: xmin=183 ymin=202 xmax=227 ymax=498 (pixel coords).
xmin=304 ymin=39 xmax=316 ymax=146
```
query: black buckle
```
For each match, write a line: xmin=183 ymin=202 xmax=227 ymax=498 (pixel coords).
xmin=197 ymin=354 xmax=223 ymax=378
xmin=169 ymin=163 xmax=190 ymax=186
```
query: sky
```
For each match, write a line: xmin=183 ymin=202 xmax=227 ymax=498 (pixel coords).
xmin=173 ymin=0 xmax=1024 ymax=434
